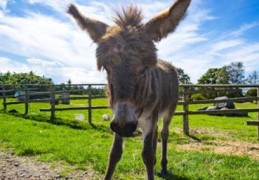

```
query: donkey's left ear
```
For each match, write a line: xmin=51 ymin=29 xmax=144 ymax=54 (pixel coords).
xmin=67 ymin=4 xmax=109 ymax=42
xmin=144 ymin=0 xmax=191 ymax=42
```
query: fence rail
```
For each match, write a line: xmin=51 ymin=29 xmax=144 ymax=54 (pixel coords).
xmin=1 ymin=84 xmax=259 ymax=139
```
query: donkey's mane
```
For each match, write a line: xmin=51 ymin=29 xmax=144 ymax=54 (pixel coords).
xmin=113 ymin=5 xmax=143 ymax=28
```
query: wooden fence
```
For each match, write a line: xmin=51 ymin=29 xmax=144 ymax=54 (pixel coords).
xmin=176 ymin=84 xmax=259 ymax=139
xmin=1 ymin=84 xmax=259 ymax=139
xmin=0 ymin=84 xmax=107 ymax=125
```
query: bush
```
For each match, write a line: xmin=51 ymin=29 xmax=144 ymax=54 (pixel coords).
xmin=245 ymin=89 xmax=257 ymax=97
xmin=191 ymin=93 xmax=205 ymax=101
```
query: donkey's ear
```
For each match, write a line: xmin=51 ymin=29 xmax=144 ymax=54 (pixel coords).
xmin=144 ymin=0 xmax=191 ymax=42
xmin=67 ymin=4 xmax=109 ymax=42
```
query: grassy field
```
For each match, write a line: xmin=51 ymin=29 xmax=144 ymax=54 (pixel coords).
xmin=0 ymin=98 xmax=259 ymax=179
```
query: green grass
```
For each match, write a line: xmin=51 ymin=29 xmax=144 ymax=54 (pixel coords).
xmin=0 ymin=98 xmax=259 ymax=179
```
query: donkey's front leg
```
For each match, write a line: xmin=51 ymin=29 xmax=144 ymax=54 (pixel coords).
xmin=160 ymin=113 xmax=172 ymax=176
xmin=153 ymin=125 xmax=158 ymax=167
xmin=142 ymin=120 xmax=157 ymax=180
xmin=142 ymin=132 xmax=154 ymax=180
xmin=104 ymin=133 xmax=123 ymax=180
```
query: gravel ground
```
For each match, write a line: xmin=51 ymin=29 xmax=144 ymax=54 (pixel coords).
xmin=0 ymin=151 xmax=100 ymax=180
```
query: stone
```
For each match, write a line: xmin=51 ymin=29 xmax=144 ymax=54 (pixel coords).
xmin=207 ymin=106 xmax=218 ymax=111
xmin=197 ymin=106 xmax=208 ymax=111
xmin=102 ymin=114 xmax=110 ymax=121
xmin=214 ymin=96 xmax=235 ymax=109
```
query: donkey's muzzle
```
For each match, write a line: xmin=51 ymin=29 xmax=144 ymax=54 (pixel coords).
xmin=110 ymin=121 xmax=137 ymax=137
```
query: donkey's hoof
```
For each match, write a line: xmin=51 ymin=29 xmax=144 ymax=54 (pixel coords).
xmin=158 ymin=170 xmax=168 ymax=178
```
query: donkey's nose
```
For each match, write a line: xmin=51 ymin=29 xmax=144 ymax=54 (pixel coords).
xmin=125 ymin=122 xmax=137 ymax=136
xmin=110 ymin=121 xmax=137 ymax=137
xmin=110 ymin=121 xmax=120 ymax=134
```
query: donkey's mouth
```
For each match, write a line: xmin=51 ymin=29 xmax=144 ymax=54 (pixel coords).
xmin=118 ymin=132 xmax=135 ymax=138
xmin=110 ymin=122 xmax=137 ymax=137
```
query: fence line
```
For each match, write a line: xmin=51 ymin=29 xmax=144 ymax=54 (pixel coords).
xmin=0 ymin=84 xmax=107 ymax=125
xmin=1 ymin=84 xmax=259 ymax=139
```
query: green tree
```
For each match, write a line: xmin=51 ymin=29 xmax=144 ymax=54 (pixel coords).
xmin=245 ymin=70 xmax=259 ymax=98
xmin=197 ymin=64 xmax=244 ymax=98
xmin=0 ymin=71 xmax=53 ymax=87
xmin=216 ymin=67 xmax=229 ymax=84
xmin=198 ymin=68 xmax=220 ymax=84
xmin=246 ymin=71 xmax=259 ymax=84
xmin=176 ymin=68 xmax=191 ymax=84
xmin=225 ymin=62 xmax=245 ymax=84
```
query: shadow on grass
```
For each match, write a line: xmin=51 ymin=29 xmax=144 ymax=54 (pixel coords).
xmin=186 ymin=134 xmax=202 ymax=142
xmin=3 ymin=110 xmax=110 ymax=133
xmin=157 ymin=172 xmax=189 ymax=180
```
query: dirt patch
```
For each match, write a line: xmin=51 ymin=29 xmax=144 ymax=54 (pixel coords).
xmin=178 ymin=141 xmax=259 ymax=160
xmin=0 ymin=151 xmax=101 ymax=180
xmin=190 ymin=128 xmax=230 ymax=137
xmin=176 ymin=128 xmax=259 ymax=160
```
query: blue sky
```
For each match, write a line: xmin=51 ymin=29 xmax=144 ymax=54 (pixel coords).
xmin=0 ymin=0 xmax=259 ymax=84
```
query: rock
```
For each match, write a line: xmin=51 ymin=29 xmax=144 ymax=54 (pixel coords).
xmin=207 ymin=107 xmax=249 ymax=117
xmin=102 ymin=114 xmax=110 ymax=121
xmin=223 ymin=108 xmax=248 ymax=117
xmin=14 ymin=162 xmax=20 ymax=167
xmin=207 ymin=106 xmax=218 ymax=111
xmin=234 ymin=111 xmax=248 ymax=117
xmin=220 ymin=107 xmax=229 ymax=110
xmin=214 ymin=96 xmax=235 ymax=109
xmin=197 ymin=106 xmax=208 ymax=111
xmin=8 ymin=109 xmax=19 ymax=114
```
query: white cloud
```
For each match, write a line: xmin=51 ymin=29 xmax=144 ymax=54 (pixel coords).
xmin=27 ymin=58 xmax=62 ymax=67
xmin=211 ymin=40 xmax=243 ymax=52
xmin=0 ymin=10 xmax=98 ymax=67
xmin=230 ymin=22 xmax=259 ymax=37
xmin=0 ymin=56 xmax=106 ymax=84
xmin=58 ymin=67 xmax=106 ymax=84
xmin=0 ymin=0 xmax=7 ymax=10
xmin=0 ymin=1 xmax=110 ymax=84
xmin=1 ymin=0 xmax=259 ymax=84
xmin=0 ymin=57 xmax=31 ymax=73
xmin=27 ymin=0 xmax=72 ymax=13
xmin=223 ymin=43 xmax=259 ymax=64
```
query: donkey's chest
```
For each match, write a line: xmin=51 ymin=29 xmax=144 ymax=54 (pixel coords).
xmin=137 ymin=109 xmax=167 ymax=132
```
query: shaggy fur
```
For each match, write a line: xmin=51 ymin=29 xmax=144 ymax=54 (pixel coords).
xmin=67 ymin=1 xmax=191 ymax=179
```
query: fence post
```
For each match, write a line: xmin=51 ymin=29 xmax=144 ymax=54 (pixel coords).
xmin=2 ymin=85 xmax=7 ymax=111
xmin=88 ymin=85 xmax=92 ymax=125
xmin=24 ymin=85 xmax=29 ymax=115
xmin=183 ymin=86 xmax=190 ymax=135
xmin=50 ymin=85 xmax=55 ymax=122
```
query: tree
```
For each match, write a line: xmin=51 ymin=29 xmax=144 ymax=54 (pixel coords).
xmin=246 ymin=71 xmax=259 ymax=84
xmin=198 ymin=62 xmax=245 ymax=85
xmin=0 ymin=72 xmax=53 ymax=87
xmin=197 ymin=65 xmax=244 ymax=98
xmin=216 ymin=67 xmax=229 ymax=84
xmin=244 ymin=70 xmax=259 ymax=98
xmin=176 ymin=68 xmax=191 ymax=84
xmin=225 ymin=62 xmax=245 ymax=84
xmin=198 ymin=68 xmax=220 ymax=84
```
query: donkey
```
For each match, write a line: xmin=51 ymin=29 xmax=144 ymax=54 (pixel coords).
xmin=67 ymin=0 xmax=191 ymax=179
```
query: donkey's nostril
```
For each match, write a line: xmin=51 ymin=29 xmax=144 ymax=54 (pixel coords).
xmin=110 ymin=121 xmax=119 ymax=133
xmin=125 ymin=123 xmax=137 ymax=136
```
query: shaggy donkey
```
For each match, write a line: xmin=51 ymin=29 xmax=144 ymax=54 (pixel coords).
xmin=67 ymin=0 xmax=191 ymax=179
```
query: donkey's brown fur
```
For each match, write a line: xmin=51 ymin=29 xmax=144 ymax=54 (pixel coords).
xmin=67 ymin=1 xmax=191 ymax=179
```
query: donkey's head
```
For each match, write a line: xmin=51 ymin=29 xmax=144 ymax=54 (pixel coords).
xmin=68 ymin=0 xmax=191 ymax=137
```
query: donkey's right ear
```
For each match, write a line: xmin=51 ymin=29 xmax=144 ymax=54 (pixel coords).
xmin=67 ymin=4 xmax=109 ymax=42
xmin=144 ymin=0 xmax=191 ymax=42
